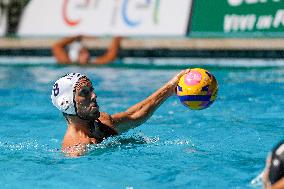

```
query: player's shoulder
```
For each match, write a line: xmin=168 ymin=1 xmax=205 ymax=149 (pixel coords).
xmin=98 ymin=112 xmax=118 ymax=135
xmin=99 ymin=112 xmax=114 ymax=125
xmin=99 ymin=112 xmax=112 ymax=119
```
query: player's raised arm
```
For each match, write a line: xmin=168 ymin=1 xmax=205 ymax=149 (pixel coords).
xmin=111 ymin=69 xmax=189 ymax=134
xmin=92 ymin=37 xmax=122 ymax=65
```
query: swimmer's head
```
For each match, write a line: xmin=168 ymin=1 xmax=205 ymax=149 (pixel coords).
xmin=51 ymin=73 xmax=99 ymax=120
xmin=77 ymin=47 xmax=90 ymax=65
xmin=68 ymin=42 xmax=90 ymax=64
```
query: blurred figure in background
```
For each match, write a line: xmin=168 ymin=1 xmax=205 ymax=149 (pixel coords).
xmin=1 ymin=0 xmax=30 ymax=35
xmin=52 ymin=35 xmax=121 ymax=65
xmin=263 ymin=140 xmax=284 ymax=189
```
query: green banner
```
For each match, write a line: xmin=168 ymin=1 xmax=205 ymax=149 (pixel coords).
xmin=190 ymin=0 xmax=284 ymax=37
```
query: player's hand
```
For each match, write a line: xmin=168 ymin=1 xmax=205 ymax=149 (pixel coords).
xmin=168 ymin=69 xmax=190 ymax=95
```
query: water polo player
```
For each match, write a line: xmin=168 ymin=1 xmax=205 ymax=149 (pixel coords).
xmin=263 ymin=140 xmax=284 ymax=189
xmin=52 ymin=35 xmax=121 ymax=65
xmin=51 ymin=70 xmax=189 ymax=156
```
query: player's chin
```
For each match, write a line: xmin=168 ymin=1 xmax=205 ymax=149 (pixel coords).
xmin=89 ymin=108 xmax=100 ymax=119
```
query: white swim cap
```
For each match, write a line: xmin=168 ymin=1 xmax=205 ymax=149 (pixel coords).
xmin=51 ymin=73 xmax=86 ymax=115
xmin=68 ymin=42 xmax=83 ymax=62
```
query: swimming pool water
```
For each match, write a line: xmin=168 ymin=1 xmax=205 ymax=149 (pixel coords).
xmin=1 ymin=64 xmax=284 ymax=189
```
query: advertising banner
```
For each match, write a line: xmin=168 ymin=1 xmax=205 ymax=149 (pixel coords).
xmin=190 ymin=0 xmax=284 ymax=37
xmin=18 ymin=0 xmax=192 ymax=37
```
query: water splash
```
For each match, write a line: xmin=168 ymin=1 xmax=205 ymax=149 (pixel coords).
xmin=86 ymin=134 xmax=160 ymax=156
xmin=0 ymin=139 xmax=59 ymax=153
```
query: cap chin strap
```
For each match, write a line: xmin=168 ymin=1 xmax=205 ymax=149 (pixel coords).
xmin=77 ymin=113 xmax=89 ymax=121
xmin=72 ymin=84 xmax=90 ymax=120
xmin=72 ymin=96 xmax=88 ymax=120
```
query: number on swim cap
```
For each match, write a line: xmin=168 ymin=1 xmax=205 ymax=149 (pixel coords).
xmin=53 ymin=83 xmax=60 ymax=97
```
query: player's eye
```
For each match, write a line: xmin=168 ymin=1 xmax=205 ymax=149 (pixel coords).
xmin=80 ymin=88 xmax=90 ymax=96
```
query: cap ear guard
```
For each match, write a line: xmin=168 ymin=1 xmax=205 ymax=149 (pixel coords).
xmin=51 ymin=73 xmax=85 ymax=115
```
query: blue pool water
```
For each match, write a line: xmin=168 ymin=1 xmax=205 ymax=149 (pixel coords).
xmin=1 ymin=63 xmax=284 ymax=189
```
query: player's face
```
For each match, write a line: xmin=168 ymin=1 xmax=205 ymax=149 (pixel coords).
xmin=74 ymin=78 xmax=100 ymax=120
xmin=78 ymin=48 xmax=90 ymax=65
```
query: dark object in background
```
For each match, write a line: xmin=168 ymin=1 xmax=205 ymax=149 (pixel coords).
xmin=1 ymin=0 xmax=30 ymax=36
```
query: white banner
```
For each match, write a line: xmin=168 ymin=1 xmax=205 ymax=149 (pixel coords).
xmin=18 ymin=0 xmax=192 ymax=37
